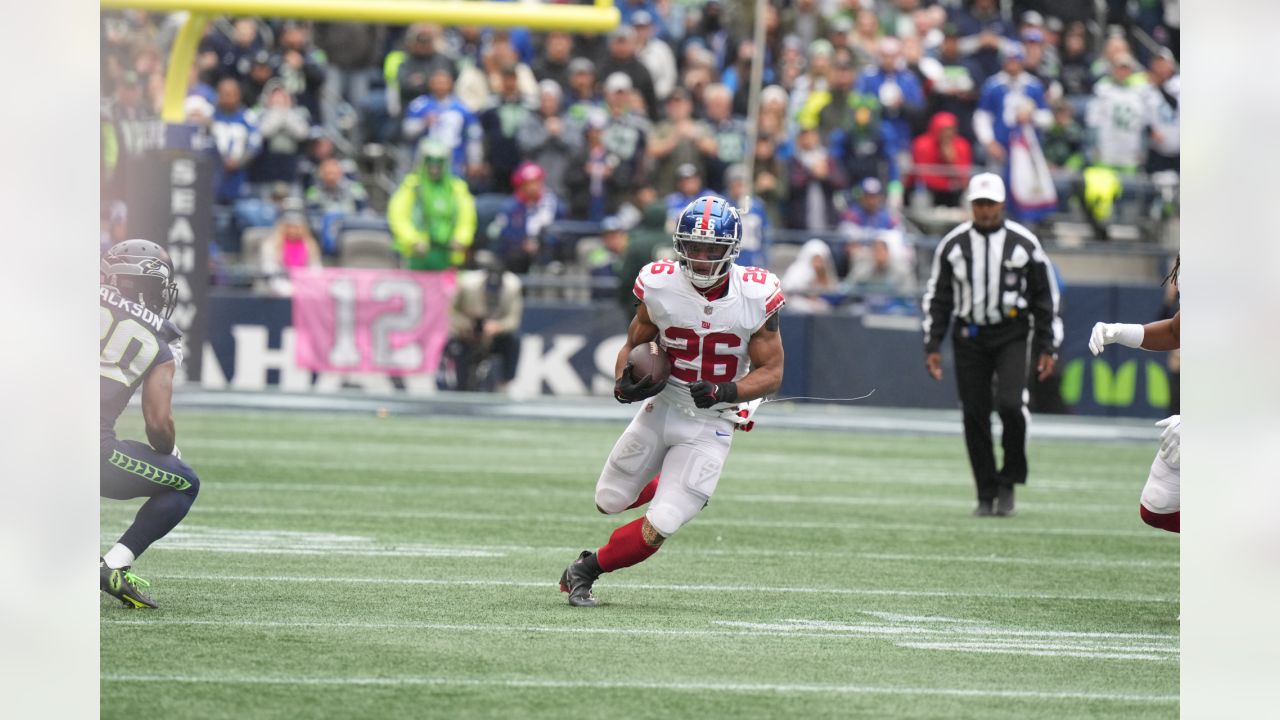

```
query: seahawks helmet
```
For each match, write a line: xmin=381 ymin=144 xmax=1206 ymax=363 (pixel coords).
xmin=672 ymin=195 xmax=742 ymax=288
xmin=101 ymin=239 xmax=178 ymax=320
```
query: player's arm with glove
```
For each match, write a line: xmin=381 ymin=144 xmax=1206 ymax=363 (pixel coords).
xmin=690 ymin=312 xmax=784 ymax=408
xmin=614 ymin=303 xmax=666 ymax=403
xmin=1089 ymin=310 xmax=1180 ymax=355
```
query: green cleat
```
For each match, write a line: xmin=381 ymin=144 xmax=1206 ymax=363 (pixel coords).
xmin=100 ymin=560 xmax=158 ymax=609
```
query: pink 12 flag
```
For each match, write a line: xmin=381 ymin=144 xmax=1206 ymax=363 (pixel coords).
xmin=291 ymin=267 xmax=457 ymax=375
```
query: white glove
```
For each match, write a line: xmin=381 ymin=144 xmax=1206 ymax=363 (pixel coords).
xmin=1156 ymin=415 xmax=1180 ymax=468
xmin=1088 ymin=322 xmax=1144 ymax=356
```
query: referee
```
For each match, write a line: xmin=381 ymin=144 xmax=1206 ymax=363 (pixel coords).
xmin=922 ymin=173 xmax=1062 ymax=517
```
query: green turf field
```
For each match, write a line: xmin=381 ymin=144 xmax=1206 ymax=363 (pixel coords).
xmin=100 ymin=408 xmax=1178 ymax=719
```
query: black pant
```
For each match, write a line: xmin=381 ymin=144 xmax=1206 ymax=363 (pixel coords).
xmin=952 ymin=321 xmax=1030 ymax=501
xmin=447 ymin=331 xmax=521 ymax=391
xmin=101 ymin=438 xmax=201 ymax=558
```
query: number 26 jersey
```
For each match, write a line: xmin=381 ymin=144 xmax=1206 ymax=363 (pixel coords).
xmin=633 ymin=261 xmax=785 ymax=412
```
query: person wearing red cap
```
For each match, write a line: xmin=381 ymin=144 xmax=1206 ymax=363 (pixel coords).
xmin=486 ymin=161 xmax=564 ymax=274
xmin=910 ymin=112 xmax=973 ymax=207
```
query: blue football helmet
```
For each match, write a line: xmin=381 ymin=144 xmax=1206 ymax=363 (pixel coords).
xmin=672 ymin=195 xmax=742 ymax=288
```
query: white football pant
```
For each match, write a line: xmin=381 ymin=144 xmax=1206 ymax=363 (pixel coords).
xmin=1140 ymin=453 xmax=1181 ymax=515
xmin=595 ymin=396 xmax=735 ymax=537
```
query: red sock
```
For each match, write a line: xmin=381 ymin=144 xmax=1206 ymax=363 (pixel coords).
xmin=596 ymin=516 xmax=661 ymax=572
xmin=626 ymin=476 xmax=660 ymax=509
xmin=1140 ymin=505 xmax=1180 ymax=533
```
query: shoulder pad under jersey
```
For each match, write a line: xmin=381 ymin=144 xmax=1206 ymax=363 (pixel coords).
xmin=735 ymin=265 xmax=786 ymax=316
xmin=632 ymin=259 xmax=684 ymax=302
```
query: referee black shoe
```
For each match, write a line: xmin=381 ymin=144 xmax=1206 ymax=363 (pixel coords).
xmin=973 ymin=499 xmax=995 ymax=517
xmin=996 ymin=485 xmax=1016 ymax=517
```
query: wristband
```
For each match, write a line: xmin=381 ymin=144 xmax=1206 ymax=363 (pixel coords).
xmin=1113 ymin=323 xmax=1145 ymax=348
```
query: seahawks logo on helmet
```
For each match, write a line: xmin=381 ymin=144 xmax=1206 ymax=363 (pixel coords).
xmin=102 ymin=239 xmax=179 ymax=320
xmin=672 ymin=195 xmax=742 ymax=289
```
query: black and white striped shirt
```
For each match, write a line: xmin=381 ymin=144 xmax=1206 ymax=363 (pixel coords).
xmin=922 ymin=220 xmax=1062 ymax=355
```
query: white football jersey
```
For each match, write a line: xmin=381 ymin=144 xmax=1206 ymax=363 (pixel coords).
xmin=633 ymin=261 xmax=785 ymax=411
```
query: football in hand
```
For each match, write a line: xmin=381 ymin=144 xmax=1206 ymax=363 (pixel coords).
xmin=627 ymin=341 xmax=671 ymax=386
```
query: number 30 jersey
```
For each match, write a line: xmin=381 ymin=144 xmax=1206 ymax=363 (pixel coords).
xmin=100 ymin=285 xmax=183 ymax=447
xmin=633 ymin=261 xmax=785 ymax=412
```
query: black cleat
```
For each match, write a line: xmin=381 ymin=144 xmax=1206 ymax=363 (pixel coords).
xmin=973 ymin=499 xmax=995 ymax=517
xmin=559 ymin=551 xmax=601 ymax=607
xmin=100 ymin=560 xmax=158 ymax=609
xmin=995 ymin=485 xmax=1016 ymax=517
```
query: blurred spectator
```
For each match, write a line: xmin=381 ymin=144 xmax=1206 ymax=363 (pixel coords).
xmin=387 ymin=24 xmax=457 ymax=118
xmin=613 ymin=199 xmax=670 ymax=316
xmin=518 ymin=80 xmax=579 ymax=200
xmin=274 ymin=23 xmax=327 ymax=122
xmin=1057 ymin=21 xmax=1095 ymax=97
xmin=953 ymin=0 xmax=1015 ymax=83
xmin=632 ymin=12 xmax=676 ymax=103
xmin=1043 ymin=99 xmax=1085 ymax=171
xmin=788 ymin=40 xmax=832 ymax=128
xmin=532 ymin=31 xmax=575 ymax=97
xmin=974 ymin=44 xmax=1054 ymax=222
xmin=701 ymin=83 xmax=747 ymax=192
xmin=880 ymin=0 xmax=921 ymax=40
xmin=598 ymin=73 xmax=650 ymax=212
xmin=757 ymin=85 xmax=791 ymax=147
xmin=389 ymin=140 xmax=476 ymax=271
xmin=240 ymin=51 xmax=277 ymax=109
xmin=257 ymin=206 xmax=322 ymax=297
xmin=920 ymin=24 xmax=980 ymax=142
xmin=587 ymin=216 xmax=629 ymax=301
xmin=478 ymin=65 xmax=534 ymax=195
xmin=249 ymin=79 xmax=312 ymax=187
xmin=466 ymin=30 xmax=537 ymax=111
xmin=664 ymin=164 xmax=711 ymax=232
xmin=780 ymin=239 xmax=839 ymax=314
xmin=446 ymin=250 xmax=523 ymax=393
xmin=829 ymin=94 xmax=894 ymax=191
xmin=305 ymin=156 xmax=370 ymax=253
xmin=856 ymin=37 xmax=926 ymax=156
xmin=786 ymin=126 xmax=839 ymax=231
xmin=314 ymin=23 xmax=385 ymax=119
xmin=599 ymin=25 xmax=658 ymax=121
xmin=487 ymin=162 xmax=564 ymax=274
xmin=910 ymin=112 xmax=973 ymax=207
xmin=725 ymin=164 xmax=769 ymax=270
xmin=647 ymin=87 xmax=714 ymax=196
xmin=751 ymin=135 xmax=787 ymax=230
xmin=1091 ymin=33 xmax=1144 ymax=87
xmin=565 ymin=58 xmax=602 ymax=125
xmin=848 ymin=231 xmax=916 ymax=298
xmin=218 ymin=18 xmax=265 ymax=81
xmin=1143 ymin=48 xmax=1180 ymax=177
xmin=1020 ymin=28 xmax=1061 ymax=100
xmin=783 ymin=0 xmax=830 ymax=49
xmin=693 ymin=0 xmax=734 ymax=71
xmin=402 ymin=68 xmax=483 ymax=181
xmin=680 ymin=46 xmax=716 ymax=114
xmin=798 ymin=55 xmax=858 ymax=137
xmin=839 ymin=177 xmax=899 ymax=242
xmin=848 ymin=8 xmax=882 ymax=65
xmin=563 ymin=112 xmax=619 ymax=221
xmin=211 ymin=77 xmax=263 ymax=205
xmin=1086 ymin=53 xmax=1148 ymax=174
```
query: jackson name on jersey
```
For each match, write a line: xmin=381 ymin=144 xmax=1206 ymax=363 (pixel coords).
xmin=633 ymin=261 xmax=785 ymax=411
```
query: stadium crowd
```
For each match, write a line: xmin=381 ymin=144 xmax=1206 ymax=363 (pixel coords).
xmin=100 ymin=0 xmax=1180 ymax=308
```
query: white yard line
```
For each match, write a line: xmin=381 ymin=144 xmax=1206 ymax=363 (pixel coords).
xmin=99 ymin=672 xmax=1177 ymax=702
xmin=102 ymin=618 xmax=1175 ymax=660
xmin=103 ymin=527 xmax=1176 ymax=569
xmin=101 ymin=504 xmax=1165 ymax=538
xmin=153 ymin=572 xmax=1177 ymax=603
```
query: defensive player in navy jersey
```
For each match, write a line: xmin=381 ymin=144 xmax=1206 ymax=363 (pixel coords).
xmin=99 ymin=240 xmax=201 ymax=608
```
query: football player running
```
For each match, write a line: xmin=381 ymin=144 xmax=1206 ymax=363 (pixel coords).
xmin=559 ymin=195 xmax=785 ymax=607
xmin=100 ymin=240 xmax=201 ymax=607
xmin=1088 ymin=257 xmax=1180 ymax=533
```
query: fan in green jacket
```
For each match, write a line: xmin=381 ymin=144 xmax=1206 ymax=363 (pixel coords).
xmin=388 ymin=139 xmax=476 ymax=271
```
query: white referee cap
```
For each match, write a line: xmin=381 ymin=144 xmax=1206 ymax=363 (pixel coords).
xmin=968 ymin=172 xmax=1006 ymax=203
